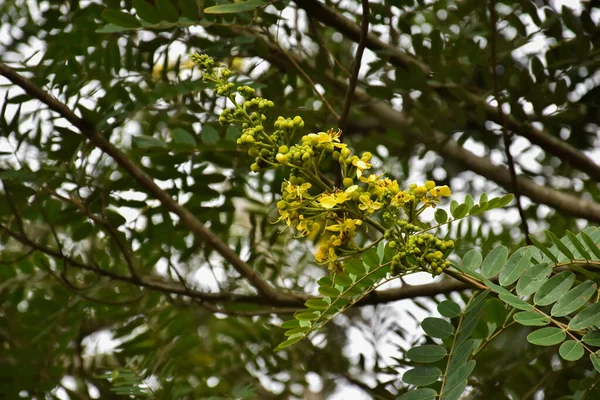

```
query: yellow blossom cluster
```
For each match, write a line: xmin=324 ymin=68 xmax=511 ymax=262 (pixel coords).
xmin=192 ymin=52 xmax=455 ymax=276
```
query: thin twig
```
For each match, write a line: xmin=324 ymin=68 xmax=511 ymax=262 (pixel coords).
xmin=0 ymin=62 xmax=289 ymax=303
xmin=1 ymin=180 xmax=25 ymax=234
xmin=265 ymin=32 xmax=340 ymax=120
xmin=338 ymin=0 xmax=370 ymax=133
xmin=489 ymin=0 xmax=531 ymax=244
xmin=44 ymin=187 xmax=141 ymax=281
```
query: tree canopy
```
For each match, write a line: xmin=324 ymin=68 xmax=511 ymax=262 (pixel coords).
xmin=1 ymin=0 xmax=600 ymax=399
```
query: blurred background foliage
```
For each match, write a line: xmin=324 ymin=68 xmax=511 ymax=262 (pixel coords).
xmin=0 ymin=0 xmax=599 ymax=398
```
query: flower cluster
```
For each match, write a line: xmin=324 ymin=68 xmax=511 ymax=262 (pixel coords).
xmin=192 ymin=53 xmax=454 ymax=277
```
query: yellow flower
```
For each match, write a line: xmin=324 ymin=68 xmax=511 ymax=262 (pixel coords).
xmin=371 ymin=178 xmax=400 ymax=199
xmin=352 ymin=157 xmax=372 ymax=178
xmin=358 ymin=194 xmax=383 ymax=214
xmin=425 ymin=180 xmax=436 ymax=190
xmin=283 ymin=181 xmax=312 ymax=201
xmin=316 ymin=242 xmax=336 ymax=263
xmin=302 ymin=129 xmax=346 ymax=149
xmin=326 ymin=218 xmax=362 ymax=233
xmin=318 ymin=185 xmax=357 ymax=209
xmin=390 ymin=191 xmax=413 ymax=207
xmin=429 ymin=185 xmax=451 ymax=197
xmin=359 ymin=173 xmax=382 ymax=184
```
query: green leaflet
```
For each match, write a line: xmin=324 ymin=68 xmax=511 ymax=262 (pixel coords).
xmin=551 ymin=281 xmax=597 ymax=317
xmin=515 ymin=262 xmax=552 ymax=297
xmin=566 ymin=230 xmax=591 ymax=260
xmin=407 ymin=345 xmax=447 ymax=363
xmin=499 ymin=247 xmax=532 ymax=286
xmin=421 ymin=317 xmax=454 ymax=339
xmin=204 ymin=0 xmax=266 ymax=14
xmin=547 ymin=230 xmax=575 ymax=261
xmin=534 ymin=271 xmax=576 ymax=306
xmin=527 ymin=327 xmax=566 ymax=346
xmin=462 ymin=249 xmax=482 ymax=272
xmin=438 ymin=300 xmax=461 ymax=318
xmin=591 ymin=352 xmax=600 ymax=373
xmin=402 ymin=366 xmax=442 ymax=386
xmin=528 ymin=234 xmax=559 ymax=264
xmin=513 ymin=311 xmax=550 ymax=326
xmin=569 ymin=302 xmax=600 ymax=330
xmin=481 ymin=245 xmax=508 ymax=278
xmin=397 ymin=388 xmax=437 ymax=400
xmin=584 ymin=332 xmax=600 ymax=347
xmin=559 ymin=340 xmax=585 ymax=361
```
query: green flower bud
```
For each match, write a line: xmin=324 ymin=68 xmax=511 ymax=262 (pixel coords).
xmin=250 ymin=163 xmax=260 ymax=172
xmin=248 ymin=147 xmax=259 ymax=157
xmin=342 ymin=177 xmax=354 ymax=188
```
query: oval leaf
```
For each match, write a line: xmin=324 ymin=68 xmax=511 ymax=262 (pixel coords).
xmin=513 ymin=311 xmax=550 ymax=326
xmin=397 ymin=388 xmax=437 ymax=400
xmin=569 ymin=302 xmax=600 ymax=330
xmin=133 ymin=0 xmax=159 ymax=23
xmin=566 ymin=230 xmax=591 ymax=260
xmin=483 ymin=298 xmax=507 ymax=325
xmin=462 ymin=250 xmax=482 ymax=271
xmin=499 ymin=247 xmax=532 ymax=286
xmin=583 ymin=332 xmax=600 ymax=347
xmin=559 ymin=340 xmax=584 ymax=361
xmin=451 ymin=203 xmax=469 ymax=219
xmin=498 ymin=293 xmax=533 ymax=311
xmin=204 ymin=0 xmax=266 ymax=14
xmin=534 ymin=271 xmax=576 ymax=306
xmin=516 ymin=262 xmax=552 ymax=296
xmin=435 ymin=208 xmax=448 ymax=224
xmin=406 ymin=344 xmax=447 ymax=363
xmin=527 ymin=327 xmax=566 ymax=346
xmin=402 ymin=366 xmax=442 ymax=386
xmin=421 ymin=317 xmax=454 ymax=339
xmin=438 ymin=300 xmax=461 ymax=318
xmin=591 ymin=352 xmax=600 ymax=373
xmin=101 ymin=9 xmax=141 ymax=28
xmin=551 ymin=281 xmax=597 ymax=317
xmin=481 ymin=246 xmax=508 ymax=278
xmin=304 ymin=299 xmax=329 ymax=310
xmin=581 ymin=232 xmax=600 ymax=259
xmin=547 ymin=230 xmax=575 ymax=261
xmin=528 ymin=234 xmax=559 ymax=264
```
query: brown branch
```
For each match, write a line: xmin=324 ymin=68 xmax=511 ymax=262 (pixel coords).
xmin=489 ymin=0 xmax=531 ymax=244
xmin=338 ymin=0 xmax=369 ymax=133
xmin=0 ymin=219 xmax=473 ymax=307
xmin=294 ymin=0 xmax=600 ymax=182
xmin=253 ymin=33 xmax=600 ymax=223
xmin=0 ymin=62 xmax=293 ymax=303
xmin=45 ymin=187 xmax=141 ymax=281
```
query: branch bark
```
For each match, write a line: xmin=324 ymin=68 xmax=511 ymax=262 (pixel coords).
xmin=253 ymin=32 xmax=600 ymax=223
xmin=293 ymin=0 xmax=600 ymax=182
xmin=0 ymin=62 xmax=294 ymax=303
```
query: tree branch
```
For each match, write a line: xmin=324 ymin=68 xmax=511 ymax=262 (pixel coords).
xmin=489 ymin=0 xmax=531 ymax=244
xmin=0 ymin=62 xmax=294 ymax=304
xmin=251 ymin=33 xmax=600 ymax=223
xmin=338 ymin=0 xmax=369 ymax=133
xmin=294 ymin=0 xmax=600 ymax=182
